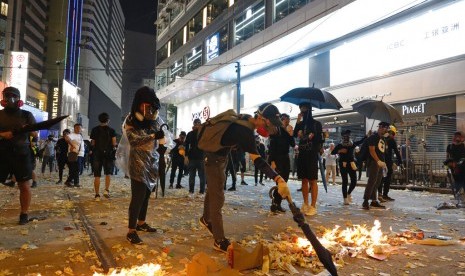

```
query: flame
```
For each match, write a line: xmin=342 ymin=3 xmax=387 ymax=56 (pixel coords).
xmin=93 ymin=263 xmax=164 ymax=276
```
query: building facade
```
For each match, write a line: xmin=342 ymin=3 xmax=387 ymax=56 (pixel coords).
xmin=154 ymin=0 xmax=465 ymax=167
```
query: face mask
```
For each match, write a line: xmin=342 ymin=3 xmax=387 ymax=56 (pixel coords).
xmin=256 ymin=127 xmax=269 ymax=137
xmin=136 ymin=103 xmax=158 ymax=121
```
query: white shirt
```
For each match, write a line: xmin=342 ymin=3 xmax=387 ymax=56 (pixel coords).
xmin=323 ymin=148 xmax=338 ymax=166
xmin=68 ymin=132 xmax=85 ymax=157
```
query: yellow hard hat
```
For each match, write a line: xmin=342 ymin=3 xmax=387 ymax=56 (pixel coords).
xmin=389 ymin=125 xmax=397 ymax=135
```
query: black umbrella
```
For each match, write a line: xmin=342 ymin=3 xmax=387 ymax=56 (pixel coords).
xmin=270 ymin=187 xmax=338 ymax=275
xmin=352 ymin=100 xmax=403 ymax=124
xmin=280 ymin=87 xmax=342 ymax=110
xmin=11 ymin=115 xmax=69 ymax=134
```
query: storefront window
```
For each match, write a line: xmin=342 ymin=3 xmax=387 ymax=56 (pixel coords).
xmin=186 ymin=45 xmax=202 ymax=73
xmin=234 ymin=1 xmax=265 ymax=46
xmin=156 ymin=70 xmax=168 ymax=90
xmin=169 ymin=58 xmax=184 ymax=84
xmin=169 ymin=0 xmax=185 ymax=23
xmin=171 ymin=28 xmax=184 ymax=54
xmin=206 ymin=0 xmax=229 ymax=25
xmin=206 ymin=24 xmax=228 ymax=62
xmin=187 ymin=10 xmax=203 ymax=42
xmin=156 ymin=43 xmax=169 ymax=65
xmin=1 ymin=2 xmax=7 ymax=16
xmin=274 ymin=0 xmax=310 ymax=23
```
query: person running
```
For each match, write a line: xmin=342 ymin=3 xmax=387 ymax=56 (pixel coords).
xmin=90 ymin=112 xmax=117 ymax=200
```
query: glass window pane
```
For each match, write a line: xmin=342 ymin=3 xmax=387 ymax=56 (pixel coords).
xmin=234 ymin=1 xmax=265 ymax=46
xmin=170 ymin=58 xmax=184 ymax=84
xmin=188 ymin=10 xmax=203 ymax=42
xmin=156 ymin=43 xmax=169 ymax=65
xmin=206 ymin=0 xmax=229 ymax=25
xmin=186 ymin=45 xmax=202 ymax=73
xmin=171 ymin=28 xmax=184 ymax=53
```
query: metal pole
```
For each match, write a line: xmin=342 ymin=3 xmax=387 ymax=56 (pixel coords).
xmin=235 ymin=62 xmax=241 ymax=114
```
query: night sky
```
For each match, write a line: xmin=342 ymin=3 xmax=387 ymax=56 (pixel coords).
xmin=119 ymin=0 xmax=157 ymax=34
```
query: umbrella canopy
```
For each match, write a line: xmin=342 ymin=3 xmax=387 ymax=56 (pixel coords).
xmin=280 ymin=87 xmax=342 ymax=110
xmin=13 ymin=115 xmax=69 ymax=134
xmin=352 ymin=100 xmax=403 ymax=124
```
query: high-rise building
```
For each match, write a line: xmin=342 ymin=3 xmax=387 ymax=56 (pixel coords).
xmin=3 ymin=0 xmax=48 ymax=114
xmin=45 ymin=0 xmax=125 ymax=134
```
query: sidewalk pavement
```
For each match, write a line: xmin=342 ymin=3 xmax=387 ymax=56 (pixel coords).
xmin=1 ymin=169 xmax=464 ymax=275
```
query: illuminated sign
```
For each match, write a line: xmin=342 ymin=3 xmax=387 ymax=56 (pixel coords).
xmin=206 ymin=33 xmax=219 ymax=62
xmin=402 ymin=102 xmax=426 ymax=115
xmin=8 ymin=51 xmax=29 ymax=102
xmin=192 ymin=106 xmax=210 ymax=121
xmin=51 ymin=87 xmax=60 ymax=119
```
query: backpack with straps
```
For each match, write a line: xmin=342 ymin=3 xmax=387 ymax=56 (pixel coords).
xmin=197 ymin=109 xmax=254 ymax=153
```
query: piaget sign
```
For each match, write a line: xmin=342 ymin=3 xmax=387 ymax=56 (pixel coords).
xmin=402 ymin=102 xmax=426 ymax=115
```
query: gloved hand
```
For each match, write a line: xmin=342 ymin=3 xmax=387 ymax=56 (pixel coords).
xmin=377 ymin=160 xmax=387 ymax=168
xmin=276 ymin=176 xmax=290 ymax=199
xmin=271 ymin=161 xmax=276 ymax=170
xmin=154 ymin=130 xmax=165 ymax=139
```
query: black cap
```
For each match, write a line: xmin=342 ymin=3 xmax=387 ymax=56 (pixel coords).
xmin=298 ymin=102 xmax=311 ymax=108
xmin=180 ymin=131 xmax=187 ymax=137
xmin=256 ymin=103 xmax=282 ymax=127
xmin=280 ymin=113 xmax=290 ymax=119
xmin=378 ymin=122 xmax=390 ymax=128
xmin=2 ymin=87 xmax=20 ymax=98
xmin=193 ymin=118 xmax=201 ymax=124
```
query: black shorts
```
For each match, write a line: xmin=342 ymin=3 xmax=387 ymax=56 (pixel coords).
xmin=297 ymin=149 xmax=319 ymax=180
xmin=92 ymin=153 xmax=115 ymax=177
xmin=0 ymin=146 xmax=33 ymax=183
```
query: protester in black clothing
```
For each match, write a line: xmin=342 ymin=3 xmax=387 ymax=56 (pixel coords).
xmin=445 ymin=131 xmax=465 ymax=205
xmin=198 ymin=103 xmax=290 ymax=253
xmin=378 ymin=126 xmax=402 ymax=201
xmin=268 ymin=125 xmax=295 ymax=213
xmin=169 ymin=131 xmax=187 ymax=189
xmin=293 ymin=102 xmax=324 ymax=216
xmin=185 ymin=118 xmax=206 ymax=195
xmin=0 ymin=86 xmax=37 ymax=224
xmin=332 ymin=130 xmax=366 ymax=205
xmin=90 ymin=112 xmax=117 ymax=200
xmin=254 ymin=136 xmax=266 ymax=185
xmin=55 ymin=129 xmax=71 ymax=184
xmin=363 ymin=122 xmax=389 ymax=210
xmin=124 ymin=86 xmax=165 ymax=244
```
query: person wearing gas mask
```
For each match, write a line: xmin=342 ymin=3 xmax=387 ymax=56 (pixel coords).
xmin=197 ymin=103 xmax=291 ymax=253
xmin=124 ymin=86 xmax=165 ymax=244
xmin=362 ymin=122 xmax=389 ymax=210
xmin=0 ymin=87 xmax=38 ymax=225
xmin=332 ymin=130 xmax=366 ymax=205
xmin=293 ymin=102 xmax=324 ymax=216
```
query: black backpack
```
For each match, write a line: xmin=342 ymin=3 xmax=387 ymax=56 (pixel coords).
xmin=357 ymin=138 xmax=370 ymax=163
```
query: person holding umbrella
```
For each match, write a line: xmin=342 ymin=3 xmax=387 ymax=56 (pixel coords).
xmin=362 ymin=122 xmax=390 ymax=210
xmin=293 ymin=102 xmax=324 ymax=216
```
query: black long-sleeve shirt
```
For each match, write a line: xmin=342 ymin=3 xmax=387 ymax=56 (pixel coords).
xmin=269 ymin=127 xmax=295 ymax=162
xmin=385 ymin=137 xmax=402 ymax=164
xmin=332 ymin=137 xmax=365 ymax=163
xmin=184 ymin=128 xmax=204 ymax=160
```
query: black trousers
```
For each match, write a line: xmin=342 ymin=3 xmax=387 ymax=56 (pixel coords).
xmin=66 ymin=161 xmax=79 ymax=185
xmin=378 ymin=160 xmax=393 ymax=196
xmin=272 ymin=154 xmax=290 ymax=206
xmin=340 ymin=163 xmax=357 ymax=198
xmin=128 ymin=179 xmax=151 ymax=229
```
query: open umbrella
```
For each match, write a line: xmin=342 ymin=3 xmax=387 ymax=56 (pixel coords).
xmin=280 ymin=87 xmax=342 ymax=110
xmin=352 ymin=100 xmax=403 ymax=124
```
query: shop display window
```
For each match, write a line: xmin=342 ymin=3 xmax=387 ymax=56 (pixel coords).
xmin=187 ymin=10 xmax=203 ymax=41
xmin=274 ymin=0 xmax=310 ymax=23
xmin=169 ymin=58 xmax=184 ymax=84
xmin=186 ymin=45 xmax=202 ymax=73
xmin=206 ymin=0 xmax=229 ymax=25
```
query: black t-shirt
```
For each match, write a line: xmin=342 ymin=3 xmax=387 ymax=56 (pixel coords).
xmin=367 ymin=133 xmax=386 ymax=162
xmin=55 ymin=138 xmax=69 ymax=159
xmin=269 ymin=127 xmax=295 ymax=158
xmin=219 ymin=123 xmax=258 ymax=157
xmin=0 ymin=109 xmax=36 ymax=149
xmin=185 ymin=129 xmax=204 ymax=160
xmin=90 ymin=125 xmax=116 ymax=153
xmin=447 ymin=143 xmax=465 ymax=162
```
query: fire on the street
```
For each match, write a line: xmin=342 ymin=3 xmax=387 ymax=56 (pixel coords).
xmin=93 ymin=263 xmax=164 ymax=276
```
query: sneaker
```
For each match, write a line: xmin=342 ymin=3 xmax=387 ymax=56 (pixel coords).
xmin=188 ymin=193 xmax=195 ymax=200
xmin=306 ymin=206 xmax=317 ymax=216
xmin=378 ymin=196 xmax=387 ymax=203
xmin=255 ymin=182 xmax=258 ymax=186
xmin=64 ymin=181 xmax=73 ymax=187
xmin=56 ymin=180 xmax=62 ymax=184
xmin=297 ymin=188 xmax=302 ymax=192
xmin=74 ymin=184 xmax=81 ymax=188
xmin=270 ymin=204 xmax=286 ymax=213
xmin=259 ymin=182 xmax=264 ymax=186
xmin=31 ymin=181 xmax=37 ymax=188
xmin=343 ymin=198 xmax=350 ymax=205
xmin=19 ymin=213 xmax=28 ymax=225
xmin=300 ymin=203 xmax=309 ymax=214
xmin=362 ymin=200 xmax=370 ymax=210
xmin=103 ymin=190 xmax=110 ymax=198
xmin=227 ymin=186 xmax=236 ymax=191
xmin=383 ymin=195 xmax=395 ymax=201
xmin=175 ymin=184 xmax=184 ymax=189
xmin=213 ymin=238 xmax=231 ymax=253
xmin=127 ymin=231 xmax=143 ymax=244
xmin=199 ymin=216 xmax=213 ymax=236
xmin=348 ymin=194 xmax=353 ymax=203
xmin=240 ymin=181 xmax=248 ymax=186
xmin=136 ymin=223 xmax=157 ymax=232
xmin=95 ymin=194 xmax=101 ymax=201
xmin=370 ymin=201 xmax=386 ymax=209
